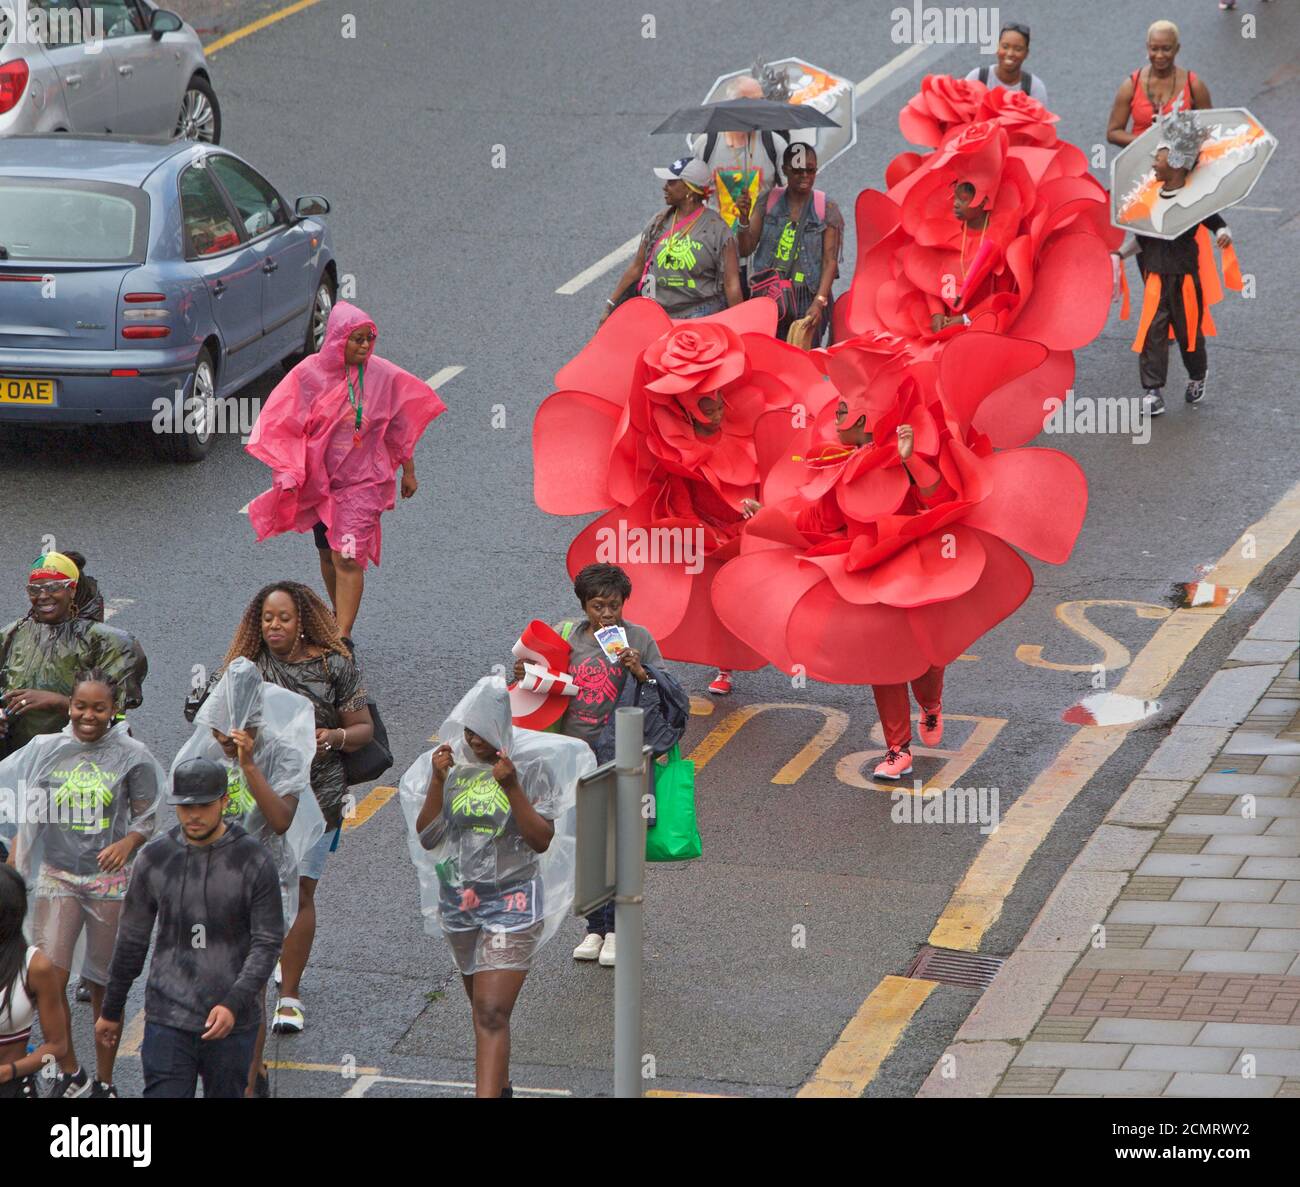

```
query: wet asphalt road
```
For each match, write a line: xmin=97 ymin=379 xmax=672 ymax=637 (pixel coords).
xmin=2 ymin=0 xmax=1298 ymax=1096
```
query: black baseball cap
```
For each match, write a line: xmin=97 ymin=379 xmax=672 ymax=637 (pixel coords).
xmin=167 ymin=757 xmax=228 ymax=805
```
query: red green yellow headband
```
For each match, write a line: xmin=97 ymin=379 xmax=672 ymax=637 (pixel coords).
xmin=30 ymin=552 xmax=79 ymax=583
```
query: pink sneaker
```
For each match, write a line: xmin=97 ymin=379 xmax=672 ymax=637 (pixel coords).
xmin=918 ymin=706 xmax=943 ymax=748
xmin=708 ymin=669 xmax=733 ymax=696
xmin=873 ymin=748 xmax=913 ymax=780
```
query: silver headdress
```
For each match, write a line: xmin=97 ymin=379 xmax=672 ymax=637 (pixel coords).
xmin=1156 ymin=109 xmax=1211 ymax=171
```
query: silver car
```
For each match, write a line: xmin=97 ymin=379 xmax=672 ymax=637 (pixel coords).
xmin=0 ymin=0 xmax=219 ymax=141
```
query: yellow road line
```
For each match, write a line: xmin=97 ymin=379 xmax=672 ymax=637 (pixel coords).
xmin=931 ymin=477 xmax=1300 ymax=952
xmin=204 ymin=0 xmax=324 ymax=56
xmin=646 ymin=1088 xmax=737 ymax=1098
xmin=343 ymin=784 xmax=396 ymax=830
xmin=807 ymin=476 xmax=1300 ymax=1093
xmin=798 ymin=976 xmax=938 ymax=1097
xmin=688 ymin=702 xmax=849 ymax=784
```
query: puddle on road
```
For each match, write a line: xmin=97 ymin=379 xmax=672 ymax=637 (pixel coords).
xmin=1170 ymin=580 xmax=1241 ymax=609
xmin=1062 ymin=692 xmax=1161 ymax=727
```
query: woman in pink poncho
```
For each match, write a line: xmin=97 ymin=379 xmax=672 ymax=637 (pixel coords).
xmin=246 ymin=302 xmax=446 ymax=640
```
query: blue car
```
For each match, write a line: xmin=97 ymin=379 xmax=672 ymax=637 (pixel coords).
xmin=0 ymin=134 xmax=336 ymax=460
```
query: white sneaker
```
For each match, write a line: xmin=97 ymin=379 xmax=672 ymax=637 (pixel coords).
xmin=572 ymin=933 xmax=603 ymax=961
xmin=598 ymin=932 xmax=616 ymax=967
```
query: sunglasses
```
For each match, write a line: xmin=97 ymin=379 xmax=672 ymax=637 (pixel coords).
xmin=27 ymin=580 xmax=74 ymax=596
xmin=349 ymin=331 xmax=377 ymax=345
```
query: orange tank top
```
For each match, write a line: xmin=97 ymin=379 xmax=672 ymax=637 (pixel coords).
xmin=1129 ymin=68 xmax=1197 ymax=137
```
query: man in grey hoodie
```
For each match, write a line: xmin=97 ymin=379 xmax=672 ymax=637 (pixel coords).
xmin=95 ymin=757 xmax=284 ymax=1098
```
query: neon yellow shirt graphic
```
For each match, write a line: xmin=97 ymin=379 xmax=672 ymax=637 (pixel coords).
xmin=52 ymin=761 xmax=117 ymax=832
xmin=450 ymin=771 xmax=510 ymax=836
xmin=224 ymin=768 xmax=256 ymax=817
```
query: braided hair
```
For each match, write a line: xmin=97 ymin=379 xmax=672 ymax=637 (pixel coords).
xmin=224 ymin=581 xmax=349 ymax=666
xmin=71 ymin=667 xmax=119 ymax=702
xmin=0 ymin=865 xmax=29 ymax=1029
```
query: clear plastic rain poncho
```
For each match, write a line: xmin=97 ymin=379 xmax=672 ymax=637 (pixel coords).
xmin=1 ymin=721 xmax=164 ymax=984
xmin=170 ymin=657 xmax=324 ymax=928
xmin=399 ymin=676 xmax=595 ymax=974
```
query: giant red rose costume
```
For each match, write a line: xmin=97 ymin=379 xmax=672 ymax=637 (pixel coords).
xmin=533 ymin=77 xmax=1112 ymax=685
xmin=712 ymin=330 xmax=1087 ymax=684
xmin=834 ymin=75 xmax=1120 ymax=357
xmin=532 ymin=297 xmax=837 ymax=668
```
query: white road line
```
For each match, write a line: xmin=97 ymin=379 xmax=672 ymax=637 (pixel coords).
xmin=555 ymin=235 xmax=641 ymax=296
xmin=103 ymin=597 xmax=134 ymax=621
xmin=1232 ymin=205 xmax=1282 ymax=213
xmin=427 ymin=364 xmax=465 ymax=388
xmin=854 ymin=41 xmax=930 ymax=99
xmin=236 ymin=366 xmax=462 ymax=516
xmin=554 ymin=43 xmax=934 ymax=297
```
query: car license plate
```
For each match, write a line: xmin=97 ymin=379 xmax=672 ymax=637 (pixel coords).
xmin=0 ymin=377 xmax=55 ymax=405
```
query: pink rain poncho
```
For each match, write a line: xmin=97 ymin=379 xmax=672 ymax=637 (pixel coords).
xmin=246 ymin=302 xmax=447 ymax=568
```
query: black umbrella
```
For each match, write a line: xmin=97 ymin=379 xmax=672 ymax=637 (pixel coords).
xmin=651 ymin=97 xmax=841 ymax=136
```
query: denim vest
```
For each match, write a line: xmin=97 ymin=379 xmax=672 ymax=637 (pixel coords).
xmin=752 ymin=188 xmax=827 ymax=291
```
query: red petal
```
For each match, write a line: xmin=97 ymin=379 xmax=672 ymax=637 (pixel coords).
xmin=938 ymin=333 xmax=1048 ymax=428
xmin=904 ymin=531 xmax=1033 ymax=666
xmin=554 ymin=297 xmax=669 ymax=402
xmin=962 ymin=447 xmax=1087 ymax=563
xmin=532 ymin=390 xmax=618 ymax=514
xmin=1010 ymin=231 xmax=1113 ymax=351
xmin=972 ymin=348 xmax=1075 ymax=448
xmin=712 ymin=548 xmax=827 ymax=674
xmin=866 ymin=524 xmax=986 ymax=608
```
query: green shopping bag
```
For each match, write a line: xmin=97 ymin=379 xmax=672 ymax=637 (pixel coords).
xmin=646 ymin=744 xmax=701 ymax=862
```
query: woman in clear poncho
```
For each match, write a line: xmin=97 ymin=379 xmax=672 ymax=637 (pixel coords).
xmin=400 ymin=677 xmax=595 ymax=1097
xmin=4 ymin=669 xmax=163 ymax=1099
xmin=171 ymin=656 xmax=324 ymax=1097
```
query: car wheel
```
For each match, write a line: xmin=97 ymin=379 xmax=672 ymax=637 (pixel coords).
xmin=151 ymin=349 xmax=216 ymax=463
xmin=175 ymin=76 xmax=221 ymax=144
xmin=283 ymin=273 xmax=335 ymax=369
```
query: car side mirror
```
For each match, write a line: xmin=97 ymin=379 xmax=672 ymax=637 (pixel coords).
xmin=151 ymin=9 xmax=184 ymax=39
xmin=295 ymin=195 xmax=331 ymax=218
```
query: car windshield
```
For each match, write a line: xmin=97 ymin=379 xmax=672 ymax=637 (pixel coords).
xmin=0 ymin=182 xmax=143 ymax=262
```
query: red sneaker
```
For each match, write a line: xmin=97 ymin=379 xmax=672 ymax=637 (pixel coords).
xmin=708 ymin=670 xmax=733 ymax=696
xmin=873 ymin=748 xmax=913 ymax=780
xmin=918 ymin=706 xmax=943 ymax=748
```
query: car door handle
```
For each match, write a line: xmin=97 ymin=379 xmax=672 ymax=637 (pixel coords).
xmin=66 ymin=73 xmax=82 ymax=87
xmin=118 ymin=65 xmax=134 ymax=77
xmin=212 ymin=280 xmax=227 ymax=296
xmin=262 ymin=260 xmax=279 ymax=274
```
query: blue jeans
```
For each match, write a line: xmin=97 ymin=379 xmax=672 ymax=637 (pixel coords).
xmin=585 ymin=901 xmax=615 ymax=936
xmin=141 ymin=1021 xmax=258 ymax=1099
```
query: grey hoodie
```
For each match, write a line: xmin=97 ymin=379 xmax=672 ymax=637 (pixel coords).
xmin=101 ymin=822 xmax=284 ymax=1033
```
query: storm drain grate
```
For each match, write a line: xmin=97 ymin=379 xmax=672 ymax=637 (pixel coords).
xmin=904 ymin=945 xmax=1005 ymax=990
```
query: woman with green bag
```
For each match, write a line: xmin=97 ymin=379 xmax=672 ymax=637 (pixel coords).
xmin=510 ymin=563 xmax=692 ymax=966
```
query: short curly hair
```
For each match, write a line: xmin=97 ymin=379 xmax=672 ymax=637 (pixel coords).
xmin=573 ymin=563 xmax=632 ymax=606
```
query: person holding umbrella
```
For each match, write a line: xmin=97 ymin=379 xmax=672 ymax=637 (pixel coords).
xmin=602 ymin=159 xmax=742 ymax=323
xmin=734 ymin=143 xmax=843 ymax=346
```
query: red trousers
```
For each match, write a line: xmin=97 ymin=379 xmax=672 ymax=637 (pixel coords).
xmin=871 ymin=666 xmax=945 ymax=751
